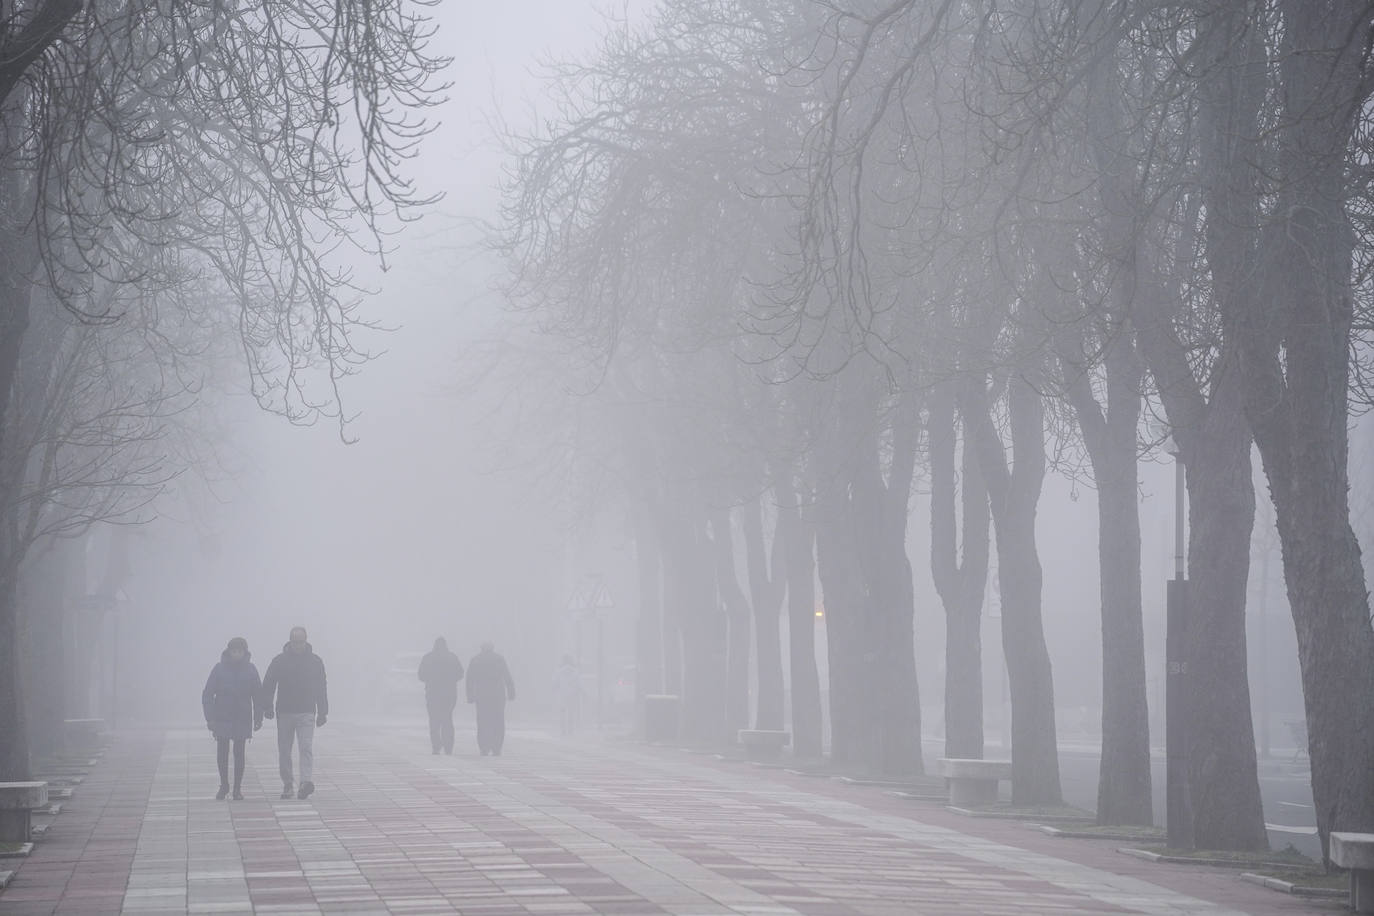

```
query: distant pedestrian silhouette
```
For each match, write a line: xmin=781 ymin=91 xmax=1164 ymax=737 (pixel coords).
xmin=466 ymin=642 xmax=515 ymax=755
xmin=261 ymin=626 xmax=329 ymax=799
xmin=552 ymin=654 xmax=581 ymax=736
xmin=418 ymin=637 xmax=464 ymax=754
xmin=202 ymin=637 xmax=262 ymax=800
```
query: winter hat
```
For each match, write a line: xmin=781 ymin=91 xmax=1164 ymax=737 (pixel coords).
xmin=227 ymin=636 xmax=249 ymax=653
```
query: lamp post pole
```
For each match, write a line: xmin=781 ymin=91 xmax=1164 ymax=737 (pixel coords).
xmin=1165 ymin=440 xmax=1194 ymax=849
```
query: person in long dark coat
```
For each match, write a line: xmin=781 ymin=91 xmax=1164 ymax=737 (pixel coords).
xmin=417 ymin=637 xmax=464 ymax=755
xmin=465 ymin=642 xmax=515 ymax=755
xmin=202 ymin=636 xmax=263 ymax=799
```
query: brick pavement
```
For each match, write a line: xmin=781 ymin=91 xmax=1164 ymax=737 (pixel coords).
xmin=0 ymin=723 xmax=1345 ymax=915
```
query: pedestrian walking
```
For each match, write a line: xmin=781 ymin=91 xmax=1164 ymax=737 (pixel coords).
xmin=261 ymin=626 xmax=329 ymax=799
xmin=202 ymin=636 xmax=263 ymax=800
xmin=552 ymin=654 xmax=581 ymax=736
xmin=466 ymin=642 xmax=515 ymax=755
xmin=418 ymin=636 xmax=464 ymax=754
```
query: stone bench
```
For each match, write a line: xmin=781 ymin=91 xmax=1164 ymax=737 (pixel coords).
xmin=0 ymin=783 xmax=49 ymax=843
xmin=936 ymin=757 xmax=1012 ymax=806
xmin=62 ymin=718 xmax=105 ymax=752
xmin=737 ymin=729 xmax=790 ymax=760
xmin=1332 ymin=831 xmax=1374 ymax=914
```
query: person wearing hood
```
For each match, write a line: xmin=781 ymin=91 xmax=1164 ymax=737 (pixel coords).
xmin=202 ymin=636 xmax=263 ymax=800
xmin=466 ymin=642 xmax=515 ymax=756
xmin=261 ymin=626 xmax=329 ymax=799
xmin=418 ymin=637 xmax=464 ymax=755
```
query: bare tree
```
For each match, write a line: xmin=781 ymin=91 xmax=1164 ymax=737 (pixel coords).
xmin=0 ymin=0 xmax=447 ymax=779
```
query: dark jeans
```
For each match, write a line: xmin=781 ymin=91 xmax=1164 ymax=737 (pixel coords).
xmin=426 ymin=693 xmax=457 ymax=753
xmin=475 ymin=700 xmax=506 ymax=755
xmin=216 ymin=737 xmax=247 ymax=791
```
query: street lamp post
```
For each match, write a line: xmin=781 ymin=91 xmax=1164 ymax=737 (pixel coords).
xmin=1165 ymin=438 xmax=1194 ymax=849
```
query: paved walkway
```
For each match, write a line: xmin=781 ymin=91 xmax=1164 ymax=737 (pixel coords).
xmin=0 ymin=723 xmax=1343 ymax=915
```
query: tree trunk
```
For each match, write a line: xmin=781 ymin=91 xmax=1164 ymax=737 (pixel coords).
xmin=1181 ymin=415 xmax=1269 ymax=850
xmin=662 ymin=503 xmax=728 ymax=746
xmin=1240 ymin=16 xmax=1374 ymax=845
xmin=864 ymin=397 xmax=922 ymax=775
xmin=780 ymin=485 xmax=822 ymax=758
xmin=814 ymin=481 xmax=866 ymax=765
xmin=1186 ymin=0 xmax=1361 ymax=852
xmin=1094 ymin=464 xmax=1152 ymax=826
xmin=970 ymin=376 xmax=1062 ymax=805
xmin=1077 ymin=45 xmax=1154 ymax=826
xmin=633 ymin=506 xmax=664 ymax=701
xmin=743 ymin=496 xmax=785 ymax=730
xmin=1134 ymin=259 xmax=1269 ymax=847
xmin=0 ymin=567 xmax=29 ymax=779
xmin=929 ymin=380 xmax=988 ymax=760
xmin=20 ymin=541 xmax=72 ymax=759
xmin=711 ymin=509 xmax=752 ymax=742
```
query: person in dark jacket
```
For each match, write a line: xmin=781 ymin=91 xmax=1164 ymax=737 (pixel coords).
xmin=202 ymin=636 xmax=263 ymax=799
xmin=465 ymin=642 xmax=515 ymax=756
xmin=418 ymin=637 xmax=464 ymax=755
xmin=261 ymin=626 xmax=328 ymax=799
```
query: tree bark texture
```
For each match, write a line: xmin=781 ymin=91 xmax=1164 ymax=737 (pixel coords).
xmin=0 ymin=569 xmax=27 ymax=779
xmin=711 ymin=509 xmax=752 ymax=742
xmin=815 ymin=395 xmax=923 ymax=775
xmin=19 ymin=542 xmax=72 ymax=758
xmin=928 ymin=380 xmax=988 ymax=760
xmin=660 ymin=502 xmax=728 ymax=745
xmin=1190 ymin=0 xmax=1370 ymax=854
xmin=969 ymin=375 xmax=1062 ymax=805
xmin=779 ymin=486 xmax=823 ymax=757
xmin=633 ymin=507 xmax=664 ymax=701
xmin=1134 ymin=266 xmax=1269 ymax=848
xmin=1077 ymin=44 xmax=1155 ymax=827
xmin=743 ymin=495 xmax=785 ymax=731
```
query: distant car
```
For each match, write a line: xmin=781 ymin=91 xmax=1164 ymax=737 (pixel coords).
xmin=380 ymin=651 xmax=426 ymax=715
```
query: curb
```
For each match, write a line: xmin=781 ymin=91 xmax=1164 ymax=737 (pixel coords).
xmin=888 ymin=790 xmax=949 ymax=802
xmin=1117 ymin=847 xmax=1314 ymax=870
xmin=1040 ymin=825 xmax=1166 ymax=842
xmin=1239 ymin=871 xmax=1347 ymax=899
xmin=947 ymin=805 xmax=1095 ymax=824
xmin=0 ymin=843 xmax=33 ymax=859
xmin=0 ymin=870 xmax=11 ymax=889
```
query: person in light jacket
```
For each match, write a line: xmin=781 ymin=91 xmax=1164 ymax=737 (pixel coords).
xmin=261 ymin=626 xmax=328 ymax=799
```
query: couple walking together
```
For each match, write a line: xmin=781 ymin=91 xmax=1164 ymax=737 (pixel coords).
xmin=200 ymin=626 xmax=327 ymax=801
xmin=419 ymin=638 xmax=516 ymax=756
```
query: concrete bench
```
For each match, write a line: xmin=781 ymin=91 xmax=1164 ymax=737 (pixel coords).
xmin=62 ymin=718 xmax=105 ymax=752
xmin=936 ymin=757 xmax=1012 ymax=806
xmin=1332 ymin=831 xmax=1374 ymax=913
xmin=738 ymin=729 xmax=790 ymax=760
xmin=0 ymin=783 xmax=49 ymax=843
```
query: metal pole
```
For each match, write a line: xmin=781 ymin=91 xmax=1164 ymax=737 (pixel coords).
xmin=110 ymin=610 xmax=119 ymax=728
xmin=1174 ymin=454 xmax=1186 ymax=579
xmin=1166 ymin=446 xmax=1193 ymax=849
xmin=596 ymin=615 xmax=604 ymax=729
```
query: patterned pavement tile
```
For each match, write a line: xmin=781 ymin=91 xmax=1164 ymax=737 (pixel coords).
xmin=0 ymin=724 xmax=1347 ymax=914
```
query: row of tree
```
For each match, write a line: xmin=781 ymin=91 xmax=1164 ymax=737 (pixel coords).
xmin=491 ymin=0 xmax=1374 ymax=859
xmin=0 ymin=0 xmax=446 ymax=780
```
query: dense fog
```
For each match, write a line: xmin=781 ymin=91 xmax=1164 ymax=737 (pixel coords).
xmin=87 ymin=0 xmax=1333 ymax=760
xmin=8 ymin=0 xmax=1374 ymax=860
